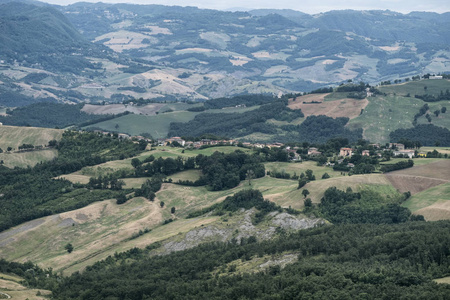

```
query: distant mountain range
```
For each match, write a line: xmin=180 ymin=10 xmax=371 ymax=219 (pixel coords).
xmin=0 ymin=1 xmax=449 ymax=106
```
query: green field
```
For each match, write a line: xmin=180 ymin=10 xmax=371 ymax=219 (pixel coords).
xmin=415 ymin=101 xmax=450 ymax=129
xmin=378 ymin=79 xmax=450 ymax=96
xmin=85 ymin=106 xmax=258 ymax=139
xmin=402 ymin=182 xmax=450 ymax=214
xmin=0 ymin=149 xmax=58 ymax=168
xmin=348 ymin=95 xmax=422 ymax=143
xmin=85 ymin=111 xmax=199 ymax=138
xmin=0 ymin=125 xmax=63 ymax=150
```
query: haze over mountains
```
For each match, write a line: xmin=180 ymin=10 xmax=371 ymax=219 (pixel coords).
xmin=0 ymin=0 xmax=449 ymax=106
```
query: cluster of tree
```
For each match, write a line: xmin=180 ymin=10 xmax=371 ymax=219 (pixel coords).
xmin=0 ymin=103 xmax=124 ymax=128
xmin=169 ymin=100 xmax=304 ymax=138
xmin=380 ymin=160 xmax=414 ymax=173
xmin=415 ymin=89 xmax=450 ymax=102
xmin=319 ymin=187 xmax=414 ymax=224
xmin=87 ymin=175 xmax=125 ymax=190
xmin=134 ymin=156 xmax=193 ymax=177
xmin=335 ymin=82 xmax=368 ymax=92
xmin=0 ymin=131 xmax=145 ymax=231
xmin=309 ymin=87 xmax=333 ymax=94
xmin=196 ymin=151 xmax=265 ymax=191
xmin=425 ymin=149 xmax=448 ymax=158
xmin=50 ymin=221 xmax=450 ymax=299
xmin=346 ymin=91 xmax=367 ymax=99
xmin=281 ymin=115 xmax=363 ymax=144
xmin=390 ymin=124 xmax=450 ymax=146
xmin=297 ymin=169 xmax=316 ymax=189
xmin=413 ymin=103 xmax=430 ymax=125
xmin=267 ymin=170 xmax=298 ymax=180
xmin=188 ymin=189 xmax=281 ymax=224
xmin=17 ymin=143 xmax=35 ymax=150
xmin=134 ymin=176 xmax=164 ymax=201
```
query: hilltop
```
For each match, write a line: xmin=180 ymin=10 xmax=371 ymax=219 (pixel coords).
xmin=0 ymin=2 xmax=449 ymax=105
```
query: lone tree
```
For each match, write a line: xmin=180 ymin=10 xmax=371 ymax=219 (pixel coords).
xmin=171 ymin=207 xmax=176 ymax=214
xmin=65 ymin=243 xmax=74 ymax=253
xmin=246 ymin=169 xmax=255 ymax=186
xmin=302 ymin=189 xmax=310 ymax=198
xmin=160 ymin=201 xmax=165 ymax=208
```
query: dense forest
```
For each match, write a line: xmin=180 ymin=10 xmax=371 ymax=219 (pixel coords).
xmin=0 ymin=103 xmax=124 ymax=128
xmin=390 ymin=124 xmax=450 ymax=146
xmin=42 ymin=221 xmax=450 ymax=299
xmin=0 ymin=131 xmax=145 ymax=231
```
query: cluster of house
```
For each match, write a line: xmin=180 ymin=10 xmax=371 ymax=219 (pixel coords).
xmin=99 ymin=130 xmax=420 ymax=160
xmin=308 ymin=143 xmax=417 ymax=159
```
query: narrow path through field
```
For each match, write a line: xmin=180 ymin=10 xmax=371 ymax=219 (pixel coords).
xmin=0 ymin=291 xmax=11 ymax=299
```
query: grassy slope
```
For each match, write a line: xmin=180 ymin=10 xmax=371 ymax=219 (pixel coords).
xmin=348 ymin=95 xmax=421 ymax=143
xmin=377 ymin=79 xmax=450 ymax=96
xmin=0 ymin=273 xmax=51 ymax=300
xmin=0 ymin=125 xmax=63 ymax=149
xmin=0 ymin=125 xmax=63 ymax=168
xmin=84 ymin=112 xmax=199 ymax=139
xmin=347 ymin=79 xmax=450 ymax=143
xmin=0 ymin=149 xmax=58 ymax=168
xmin=402 ymin=183 xmax=450 ymax=221
xmin=84 ymin=106 xmax=259 ymax=138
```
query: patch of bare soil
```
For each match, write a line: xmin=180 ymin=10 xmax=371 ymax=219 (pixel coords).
xmin=385 ymin=174 xmax=448 ymax=195
xmin=385 ymin=160 xmax=450 ymax=194
xmin=288 ymin=95 xmax=368 ymax=119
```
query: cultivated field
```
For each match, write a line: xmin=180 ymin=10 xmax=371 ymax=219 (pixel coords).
xmin=0 ymin=125 xmax=62 ymax=150
xmin=0 ymin=273 xmax=51 ymax=300
xmin=386 ymin=160 xmax=450 ymax=182
xmin=0 ymin=149 xmax=58 ymax=168
xmin=288 ymin=95 xmax=368 ymax=120
xmin=402 ymin=182 xmax=450 ymax=221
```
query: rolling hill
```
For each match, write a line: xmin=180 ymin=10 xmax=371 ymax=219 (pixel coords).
xmin=0 ymin=1 xmax=449 ymax=106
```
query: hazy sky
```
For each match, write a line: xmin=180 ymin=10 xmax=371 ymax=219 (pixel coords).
xmin=40 ymin=0 xmax=450 ymax=14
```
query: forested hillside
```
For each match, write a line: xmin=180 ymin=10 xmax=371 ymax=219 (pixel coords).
xmin=12 ymin=221 xmax=450 ymax=299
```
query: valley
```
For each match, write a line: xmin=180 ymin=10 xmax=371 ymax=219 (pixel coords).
xmin=0 ymin=1 xmax=450 ymax=299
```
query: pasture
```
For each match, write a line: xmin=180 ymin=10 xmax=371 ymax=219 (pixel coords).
xmin=0 ymin=125 xmax=62 ymax=150
xmin=0 ymin=149 xmax=57 ymax=168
